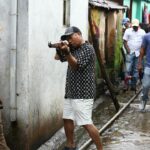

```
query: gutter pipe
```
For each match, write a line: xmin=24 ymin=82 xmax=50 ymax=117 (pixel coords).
xmin=10 ymin=0 xmax=18 ymax=122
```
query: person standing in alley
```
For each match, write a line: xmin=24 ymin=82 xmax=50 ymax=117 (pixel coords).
xmin=55 ymin=26 xmax=103 ymax=150
xmin=121 ymin=17 xmax=131 ymax=86
xmin=138 ymin=25 xmax=150 ymax=111
xmin=122 ymin=17 xmax=131 ymax=35
xmin=123 ymin=19 xmax=146 ymax=90
xmin=121 ymin=17 xmax=131 ymax=61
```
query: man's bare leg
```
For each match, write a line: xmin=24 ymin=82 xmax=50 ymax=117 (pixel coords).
xmin=63 ymin=119 xmax=76 ymax=148
xmin=83 ymin=124 xmax=103 ymax=150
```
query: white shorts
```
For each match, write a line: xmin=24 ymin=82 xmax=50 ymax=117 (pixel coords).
xmin=63 ymin=99 xmax=94 ymax=126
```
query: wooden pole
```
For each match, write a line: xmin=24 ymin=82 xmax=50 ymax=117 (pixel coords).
xmin=88 ymin=7 xmax=120 ymax=112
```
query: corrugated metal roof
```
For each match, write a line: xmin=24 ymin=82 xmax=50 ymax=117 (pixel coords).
xmin=89 ymin=0 xmax=127 ymax=10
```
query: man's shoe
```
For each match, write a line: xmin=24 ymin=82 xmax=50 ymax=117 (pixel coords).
xmin=64 ymin=147 xmax=77 ymax=150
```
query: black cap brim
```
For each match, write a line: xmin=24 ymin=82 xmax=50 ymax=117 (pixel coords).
xmin=61 ymin=32 xmax=74 ymax=40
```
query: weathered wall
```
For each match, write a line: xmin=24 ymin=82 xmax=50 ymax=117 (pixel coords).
xmin=71 ymin=0 xmax=89 ymax=38
xmin=89 ymin=7 xmax=124 ymax=83
xmin=0 ymin=0 xmax=30 ymax=149
xmin=107 ymin=10 xmax=123 ymax=80
xmin=89 ymin=8 xmax=106 ymax=63
xmin=0 ymin=0 xmax=11 ymax=144
xmin=107 ymin=11 xmax=117 ymax=66
xmin=0 ymin=0 xmax=89 ymax=149
xmin=114 ymin=10 xmax=123 ymax=71
xmin=28 ymin=0 xmax=88 ymax=149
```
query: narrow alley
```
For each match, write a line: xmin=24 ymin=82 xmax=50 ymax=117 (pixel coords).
xmin=0 ymin=0 xmax=150 ymax=150
xmin=38 ymin=87 xmax=150 ymax=150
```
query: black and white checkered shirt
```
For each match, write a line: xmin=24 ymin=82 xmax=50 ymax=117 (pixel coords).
xmin=65 ymin=42 xmax=96 ymax=99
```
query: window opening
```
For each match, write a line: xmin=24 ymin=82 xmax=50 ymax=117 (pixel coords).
xmin=63 ymin=0 xmax=70 ymax=26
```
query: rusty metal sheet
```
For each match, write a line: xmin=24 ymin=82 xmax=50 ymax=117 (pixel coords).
xmin=89 ymin=0 xmax=127 ymax=10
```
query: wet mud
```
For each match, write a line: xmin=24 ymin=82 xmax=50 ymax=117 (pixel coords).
xmin=76 ymin=88 xmax=150 ymax=150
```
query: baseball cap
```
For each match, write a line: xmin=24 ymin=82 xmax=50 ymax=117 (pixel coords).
xmin=61 ymin=26 xmax=81 ymax=40
xmin=132 ymin=19 xmax=139 ymax=27
xmin=122 ymin=18 xmax=130 ymax=25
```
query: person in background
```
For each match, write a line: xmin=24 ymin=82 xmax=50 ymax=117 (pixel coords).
xmin=138 ymin=25 xmax=150 ymax=111
xmin=122 ymin=17 xmax=131 ymax=58
xmin=121 ymin=17 xmax=131 ymax=86
xmin=55 ymin=26 xmax=103 ymax=150
xmin=123 ymin=19 xmax=146 ymax=91
xmin=122 ymin=17 xmax=131 ymax=35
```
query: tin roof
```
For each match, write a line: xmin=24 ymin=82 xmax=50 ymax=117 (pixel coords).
xmin=89 ymin=0 xmax=127 ymax=10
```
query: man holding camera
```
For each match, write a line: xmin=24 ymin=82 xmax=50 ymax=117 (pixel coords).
xmin=54 ymin=26 xmax=103 ymax=150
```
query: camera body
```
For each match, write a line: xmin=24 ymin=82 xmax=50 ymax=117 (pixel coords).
xmin=48 ymin=40 xmax=69 ymax=48
xmin=48 ymin=41 xmax=69 ymax=62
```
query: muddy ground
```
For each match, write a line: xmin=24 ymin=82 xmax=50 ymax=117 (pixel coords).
xmin=76 ymin=87 xmax=150 ymax=150
xmin=38 ymin=85 xmax=150 ymax=150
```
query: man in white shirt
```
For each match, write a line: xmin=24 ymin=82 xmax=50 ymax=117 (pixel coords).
xmin=123 ymin=19 xmax=146 ymax=90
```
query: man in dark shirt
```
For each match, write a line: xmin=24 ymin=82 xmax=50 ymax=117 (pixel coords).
xmin=138 ymin=25 xmax=150 ymax=111
xmin=56 ymin=26 xmax=103 ymax=150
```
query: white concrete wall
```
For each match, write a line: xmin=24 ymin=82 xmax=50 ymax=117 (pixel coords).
xmin=0 ymin=0 xmax=11 ymax=130
xmin=71 ymin=0 xmax=89 ymax=39
xmin=0 ymin=0 xmax=89 ymax=149
xmin=28 ymin=0 xmax=66 ymax=127
xmin=27 ymin=0 xmax=89 ymax=147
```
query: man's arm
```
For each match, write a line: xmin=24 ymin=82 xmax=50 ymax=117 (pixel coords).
xmin=138 ymin=46 xmax=145 ymax=71
xmin=65 ymin=53 xmax=78 ymax=70
xmin=59 ymin=44 xmax=78 ymax=70
xmin=123 ymin=40 xmax=130 ymax=54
